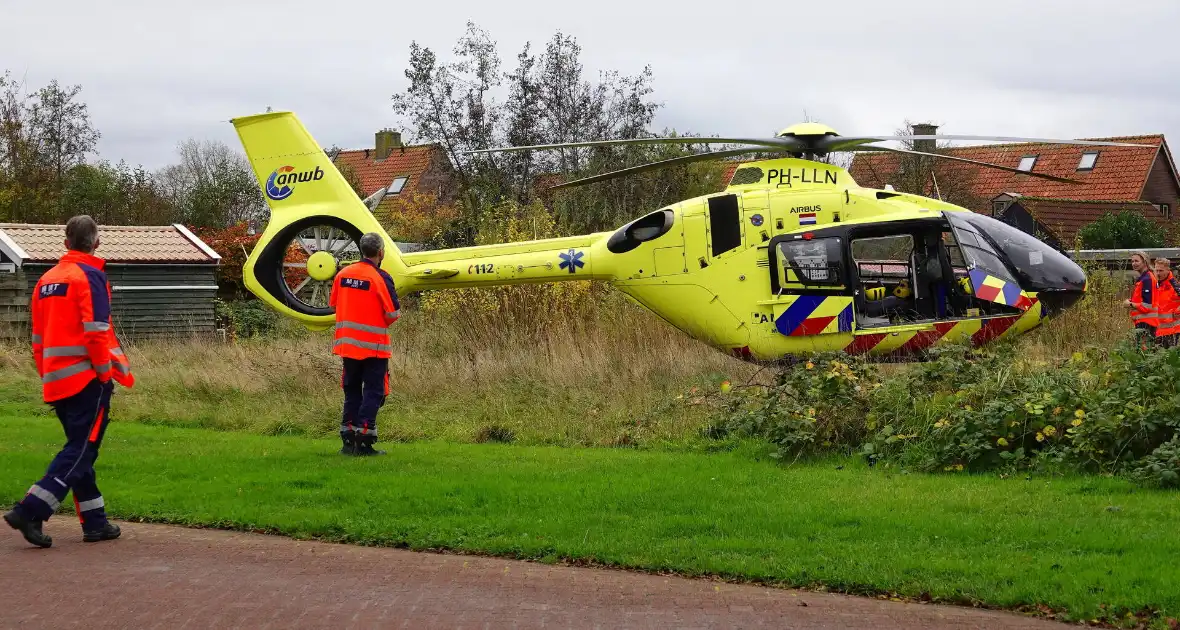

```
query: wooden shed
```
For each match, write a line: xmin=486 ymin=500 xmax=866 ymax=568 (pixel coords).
xmin=0 ymin=223 xmax=221 ymax=340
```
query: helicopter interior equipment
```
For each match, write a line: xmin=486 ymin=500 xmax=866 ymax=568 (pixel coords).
xmin=230 ymin=112 xmax=1147 ymax=362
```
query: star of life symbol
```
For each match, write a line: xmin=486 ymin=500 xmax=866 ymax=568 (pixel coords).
xmin=559 ymin=249 xmax=585 ymax=274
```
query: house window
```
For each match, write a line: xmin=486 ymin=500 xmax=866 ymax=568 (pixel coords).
xmin=1077 ymin=152 xmax=1098 ymax=171
xmin=1164 ymin=204 xmax=1172 ymax=219
xmin=1017 ymin=155 xmax=1037 ymax=172
xmin=387 ymin=176 xmax=408 ymax=194
xmin=992 ymin=201 xmax=1007 ymax=216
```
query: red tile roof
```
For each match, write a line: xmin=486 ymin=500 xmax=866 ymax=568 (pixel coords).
xmin=331 ymin=145 xmax=440 ymax=198
xmin=0 ymin=223 xmax=219 ymax=264
xmin=721 ymin=162 xmax=739 ymax=185
xmin=1007 ymin=197 xmax=1170 ymax=245
xmin=849 ymin=136 xmax=1172 ymax=202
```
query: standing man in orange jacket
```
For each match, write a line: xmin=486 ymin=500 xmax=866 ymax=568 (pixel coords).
xmin=329 ymin=232 xmax=399 ymax=456
xmin=4 ymin=216 xmax=134 ymax=548
xmin=1153 ymin=257 xmax=1180 ymax=349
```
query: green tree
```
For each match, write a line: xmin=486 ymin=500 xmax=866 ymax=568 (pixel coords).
xmin=0 ymin=71 xmax=101 ymax=222
xmin=61 ymin=160 xmax=176 ymax=225
xmin=1078 ymin=210 xmax=1166 ymax=249
xmin=29 ymin=79 xmax=101 ymax=193
xmin=392 ymin=21 xmax=508 ymax=244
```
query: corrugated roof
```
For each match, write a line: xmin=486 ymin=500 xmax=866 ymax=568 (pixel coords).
xmin=0 ymin=223 xmax=220 ymax=265
xmin=849 ymin=135 xmax=1170 ymax=202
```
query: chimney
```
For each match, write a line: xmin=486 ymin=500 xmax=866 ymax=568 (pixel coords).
xmin=375 ymin=128 xmax=402 ymax=160
xmin=910 ymin=122 xmax=938 ymax=153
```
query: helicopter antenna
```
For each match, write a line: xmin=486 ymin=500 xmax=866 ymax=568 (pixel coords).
xmin=931 ymin=170 xmax=942 ymax=201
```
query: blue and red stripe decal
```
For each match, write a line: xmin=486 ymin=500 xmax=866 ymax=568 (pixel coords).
xmin=775 ymin=296 xmax=854 ymax=336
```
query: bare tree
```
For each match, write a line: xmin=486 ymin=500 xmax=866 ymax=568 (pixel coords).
xmin=859 ymin=119 xmax=983 ymax=210
xmin=156 ymin=138 xmax=265 ymax=228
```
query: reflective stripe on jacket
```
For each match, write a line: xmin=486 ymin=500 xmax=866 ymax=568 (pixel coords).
xmin=329 ymin=259 xmax=400 ymax=359
xmin=32 ymin=250 xmax=134 ymax=402
xmin=1130 ymin=271 xmax=1158 ymax=326
xmin=1155 ymin=273 xmax=1180 ymax=337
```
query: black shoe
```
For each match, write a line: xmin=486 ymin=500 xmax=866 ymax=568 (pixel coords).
xmin=83 ymin=522 xmax=121 ymax=543
xmin=355 ymin=445 xmax=387 ymax=456
xmin=4 ymin=509 xmax=52 ymax=548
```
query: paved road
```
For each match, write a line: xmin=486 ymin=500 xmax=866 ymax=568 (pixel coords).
xmin=0 ymin=519 xmax=1068 ymax=629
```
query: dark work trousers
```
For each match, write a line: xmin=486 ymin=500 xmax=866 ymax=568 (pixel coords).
xmin=341 ymin=357 xmax=389 ymax=445
xmin=1135 ymin=322 xmax=1159 ymax=349
xmin=15 ymin=378 xmax=113 ymax=530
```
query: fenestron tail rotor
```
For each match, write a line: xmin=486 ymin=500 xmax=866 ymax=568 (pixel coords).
xmin=462 ymin=122 xmax=1157 ymax=191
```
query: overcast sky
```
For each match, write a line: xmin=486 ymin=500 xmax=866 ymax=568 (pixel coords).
xmin=4 ymin=0 xmax=1178 ymax=171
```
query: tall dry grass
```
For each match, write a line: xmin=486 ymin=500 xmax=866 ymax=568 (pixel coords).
xmin=0 ymin=287 xmax=756 ymax=447
xmin=1020 ymin=264 xmax=1132 ymax=361
xmin=0 ymin=267 xmax=1139 ymax=446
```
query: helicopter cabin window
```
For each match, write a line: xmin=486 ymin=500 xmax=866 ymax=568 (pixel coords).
xmin=851 ymin=235 xmax=916 ymax=324
xmin=941 ymin=231 xmax=966 ymax=269
xmin=708 ymin=195 xmax=742 ymax=257
xmin=853 ymin=235 xmax=914 ymax=290
xmin=776 ymin=237 xmax=843 ymax=287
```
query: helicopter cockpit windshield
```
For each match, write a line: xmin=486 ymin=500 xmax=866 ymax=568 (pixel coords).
xmin=943 ymin=211 xmax=1087 ymax=314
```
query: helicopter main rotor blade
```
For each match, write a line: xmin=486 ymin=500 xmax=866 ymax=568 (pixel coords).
xmin=549 ymin=147 xmax=783 ymax=190
xmin=844 ymin=134 xmax=1154 ymax=148
xmin=465 ymin=136 xmax=802 ymax=155
xmin=812 ymin=136 xmax=889 ymax=153
xmin=857 ymin=146 xmax=1085 ymax=184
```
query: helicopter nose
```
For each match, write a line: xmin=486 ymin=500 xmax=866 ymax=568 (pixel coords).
xmin=1037 ymin=289 xmax=1086 ymax=317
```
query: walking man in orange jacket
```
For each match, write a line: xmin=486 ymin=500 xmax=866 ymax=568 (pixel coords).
xmin=4 ymin=216 xmax=134 ymax=548
xmin=329 ymin=232 xmax=399 ymax=456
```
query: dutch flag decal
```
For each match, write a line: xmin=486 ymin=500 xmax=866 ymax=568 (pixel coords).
xmin=799 ymin=212 xmax=817 ymax=225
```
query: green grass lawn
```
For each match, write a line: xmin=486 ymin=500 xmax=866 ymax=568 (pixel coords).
xmin=1 ymin=415 xmax=1177 ymax=626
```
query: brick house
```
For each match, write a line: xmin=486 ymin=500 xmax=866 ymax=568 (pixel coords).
xmin=329 ymin=128 xmax=459 ymax=224
xmin=839 ymin=125 xmax=1180 ymax=248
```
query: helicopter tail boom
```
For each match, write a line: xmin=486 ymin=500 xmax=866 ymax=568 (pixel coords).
xmin=398 ymin=233 xmax=610 ymax=291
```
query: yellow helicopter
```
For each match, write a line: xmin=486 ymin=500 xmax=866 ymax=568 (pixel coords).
xmin=230 ymin=112 xmax=1147 ymax=362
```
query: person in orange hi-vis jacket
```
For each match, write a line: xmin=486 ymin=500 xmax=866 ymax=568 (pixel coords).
xmin=4 ymin=216 xmax=134 ymax=549
xmin=329 ymin=232 xmax=399 ymax=456
xmin=1123 ymin=251 xmax=1159 ymax=347
xmin=1152 ymin=257 xmax=1180 ymax=349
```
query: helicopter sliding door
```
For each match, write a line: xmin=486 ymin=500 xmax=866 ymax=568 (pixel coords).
xmin=846 ymin=218 xmax=974 ymax=327
xmin=766 ymin=233 xmax=855 ymax=344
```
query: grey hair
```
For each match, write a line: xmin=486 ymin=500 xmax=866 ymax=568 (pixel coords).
xmin=65 ymin=215 xmax=99 ymax=253
xmin=359 ymin=232 xmax=384 ymax=258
